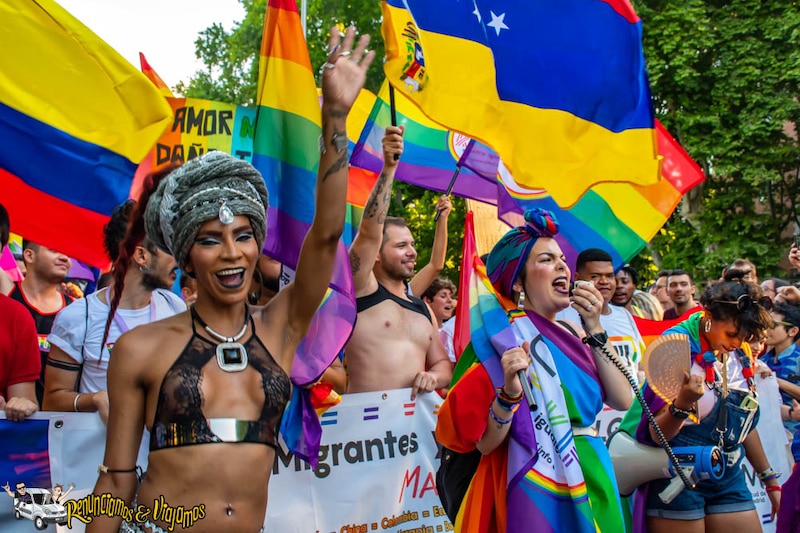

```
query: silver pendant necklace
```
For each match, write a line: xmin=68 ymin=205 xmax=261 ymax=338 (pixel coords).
xmin=191 ymin=304 xmax=250 ymax=372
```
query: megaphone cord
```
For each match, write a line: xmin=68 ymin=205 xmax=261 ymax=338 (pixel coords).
xmin=595 ymin=343 xmax=695 ymax=490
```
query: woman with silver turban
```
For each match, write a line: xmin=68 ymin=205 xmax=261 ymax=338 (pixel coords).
xmin=89 ymin=27 xmax=375 ymax=533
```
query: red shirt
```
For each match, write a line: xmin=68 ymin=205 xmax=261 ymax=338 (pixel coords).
xmin=0 ymin=294 xmax=41 ymax=399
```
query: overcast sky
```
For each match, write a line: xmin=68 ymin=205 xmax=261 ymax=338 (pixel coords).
xmin=57 ymin=0 xmax=245 ymax=89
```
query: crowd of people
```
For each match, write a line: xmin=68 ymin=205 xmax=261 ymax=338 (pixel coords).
xmin=1 ymin=29 xmax=799 ymax=533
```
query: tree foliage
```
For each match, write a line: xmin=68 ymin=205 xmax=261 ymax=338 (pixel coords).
xmin=633 ymin=0 xmax=800 ymax=285
xmin=176 ymin=0 xmax=384 ymax=104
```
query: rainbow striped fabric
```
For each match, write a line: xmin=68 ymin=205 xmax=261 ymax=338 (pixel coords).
xmin=0 ymin=0 xmax=172 ymax=268
xmin=382 ymin=0 xmax=661 ymax=208
xmin=253 ymin=0 xmax=356 ymax=465
xmin=498 ymin=121 xmax=705 ymax=268
xmin=350 ymin=82 xmax=497 ymax=204
xmin=438 ymin=213 xmax=608 ymax=532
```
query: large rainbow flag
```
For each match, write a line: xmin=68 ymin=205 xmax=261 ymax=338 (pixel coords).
xmin=136 ymin=54 xmax=375 ymax=247
xmin=350 ymin=81 xmax=498 ymax=205
xmin=498 ymin=121 xmax=705 ymax=268
xmin=253 ymin=0 xmax=356 ymax=465
xmin=0 ymin=0 xmax=172 ymax=268
xmin=382 ymin=0 xmax=661 ymax=208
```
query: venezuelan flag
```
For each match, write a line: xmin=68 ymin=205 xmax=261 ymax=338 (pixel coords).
xmin=0 ymin=0 xmax=172 ymax=268
xmin=382 ymin=0 xmax=661 ymax=208
xmin=350 ymin=81 xmax=498 ymax=204
xmin=498 ymin=121 xmax=705 ymax=269
xmin=254 ymin=0 xmax=356 ymax=466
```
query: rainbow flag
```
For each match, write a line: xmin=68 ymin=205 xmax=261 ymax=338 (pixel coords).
xmin=0 ymin=0 xmax=172 ymax=268
xmin=136 ymin=53 xmax=374 ymax=247
xmin=345 ymin=167 xmax=377 ymax=244
xmin=498 ymin=121 xmax=705 ymax=269
xmin=254 ymin=0 xmax=356 ymax=466
xmin=382 ymin=0 xmax=661 ymax=208
xmin=350 ymin=81 xmax=498 ymax=205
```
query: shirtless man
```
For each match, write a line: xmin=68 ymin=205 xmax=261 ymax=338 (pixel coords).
xmin=345 ymin=126 xmax=451 ymax=398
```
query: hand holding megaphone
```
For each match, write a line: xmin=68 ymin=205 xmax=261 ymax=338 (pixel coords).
xmin=501 ymin=341 xmax=536 ymax=410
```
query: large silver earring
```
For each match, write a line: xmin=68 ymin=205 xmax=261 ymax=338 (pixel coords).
xmin=704 ymin=318 xmax=712 ymax=333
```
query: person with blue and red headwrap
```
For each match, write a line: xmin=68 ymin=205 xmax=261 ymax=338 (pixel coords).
xmin=436 ymin=208 xmax=632 ymax=533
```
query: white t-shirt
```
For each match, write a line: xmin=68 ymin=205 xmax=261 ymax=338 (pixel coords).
xmin=48 ymin=288 xmax=185 ymax=393
xmin=439 ymin=318 xmax=456 ymax=363
xmin=691 ymin=353 xmax=749 ymax=421
xmin=557 ymin=304 xmax=645 ymax=384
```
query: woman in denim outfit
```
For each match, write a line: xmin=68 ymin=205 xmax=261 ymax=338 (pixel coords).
xmin=635 ymin=281 xmax=780 ymax=532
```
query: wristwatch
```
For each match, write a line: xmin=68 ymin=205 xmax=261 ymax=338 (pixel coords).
xmin=669 ymin=402 xmax=695 ymax=420
xmin=582 ymin=330 xmax=609 ymax=347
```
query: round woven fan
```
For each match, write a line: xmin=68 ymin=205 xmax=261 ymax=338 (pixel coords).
xmin=642 ymin=333 xmax=692 ymax=402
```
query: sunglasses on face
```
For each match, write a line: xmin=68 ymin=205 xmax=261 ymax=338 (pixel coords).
xmin=771 ymin=319 xmax=794 ymax=329
xmin=715 ymin=294 xmax=772 ymax=312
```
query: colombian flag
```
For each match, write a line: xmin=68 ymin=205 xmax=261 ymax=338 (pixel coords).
xmin=382 ymin=0 xmax=661 ymax=208
xmin=0 ymin=0 xmax=172 ymax=268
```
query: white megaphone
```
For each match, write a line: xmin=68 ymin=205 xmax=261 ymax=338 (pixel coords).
xmin=607 ymin=431 xmax=725 ymax=503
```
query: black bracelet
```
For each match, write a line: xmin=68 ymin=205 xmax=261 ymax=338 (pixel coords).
xmin=669 ymin=401 xmax=695 ymax=420
xmin=582 ymin=330 xmax=609 ymax=347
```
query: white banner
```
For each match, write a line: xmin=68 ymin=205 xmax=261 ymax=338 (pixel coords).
xmin=0 ymin=381 xmax=790 ymax=533
xmin=0 ymin=390 xmax=450 ymax=533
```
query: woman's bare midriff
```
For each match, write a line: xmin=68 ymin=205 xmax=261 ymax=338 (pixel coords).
xmin=136 ymin=442 xmax=274 ymax=532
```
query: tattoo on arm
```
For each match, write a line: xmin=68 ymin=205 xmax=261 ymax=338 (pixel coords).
xmin=350 ymin=250 xmax=362 ymax=276
xmin=325 ymin=108 xmax=347 ymax=119
xmin=363 ymin=171 xmax=391 ymax=221
xmin=322 ymin=151 xmax=348 ymax=183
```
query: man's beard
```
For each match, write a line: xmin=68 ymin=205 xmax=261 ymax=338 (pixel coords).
xmin=140 ymin=265 xmax=172 ymax=291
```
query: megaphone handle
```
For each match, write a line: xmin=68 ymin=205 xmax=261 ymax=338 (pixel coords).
xmin=517 ymin=370 xmax=537 ymax=411
xmin=659 ymin=475 xmax=688 ymax=505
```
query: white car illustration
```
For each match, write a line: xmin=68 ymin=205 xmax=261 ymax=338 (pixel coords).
xmin=13 ymin=488 xmax=67 ymax=530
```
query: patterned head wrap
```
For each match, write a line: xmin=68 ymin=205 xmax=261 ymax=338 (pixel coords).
xmin=486 ymin=208 xmax=560 ymax=299
xmin=144 ymin=151 xmax=269 ymax=270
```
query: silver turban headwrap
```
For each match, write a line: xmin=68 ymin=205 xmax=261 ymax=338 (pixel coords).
xmin=144 ymin=151 xmax=269 ymax=270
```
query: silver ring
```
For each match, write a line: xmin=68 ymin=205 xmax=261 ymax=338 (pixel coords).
xmin=340 ymin=50 xmax=352 ymax=57
xmin=319 ymin=62 xmax=336 ymax=74
xmin=587 ymin=303 xmax=593 ymax=309
xmin=592 ymin=300 xmax=599 ymax=306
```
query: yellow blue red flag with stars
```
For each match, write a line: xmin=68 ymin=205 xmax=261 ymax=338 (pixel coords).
xmin=382 ymin=0 xmax=661 ymax=208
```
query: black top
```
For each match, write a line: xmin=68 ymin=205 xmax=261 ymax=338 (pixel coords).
xmin=150 ymin=317 xmax=291 ymax=451
xmin=356 ymin=282 xmax=432 ymax=323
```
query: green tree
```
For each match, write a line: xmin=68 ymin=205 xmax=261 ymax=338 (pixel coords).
xmin=632 ymin=0 xmax=800 ymax=284
xmin=176 ymin=0 xmax=384 ymax=104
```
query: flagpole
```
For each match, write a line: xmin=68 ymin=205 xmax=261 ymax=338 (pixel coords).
xmin=388 ymin=84 xmax=399 ymax=160
xmin=301 ymin=0 xmax=307 ymax=37
xmin=434 ymin=138 xmax=475 ymax=221
xmin=434 ymin=166 xmax=460 ymax=221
